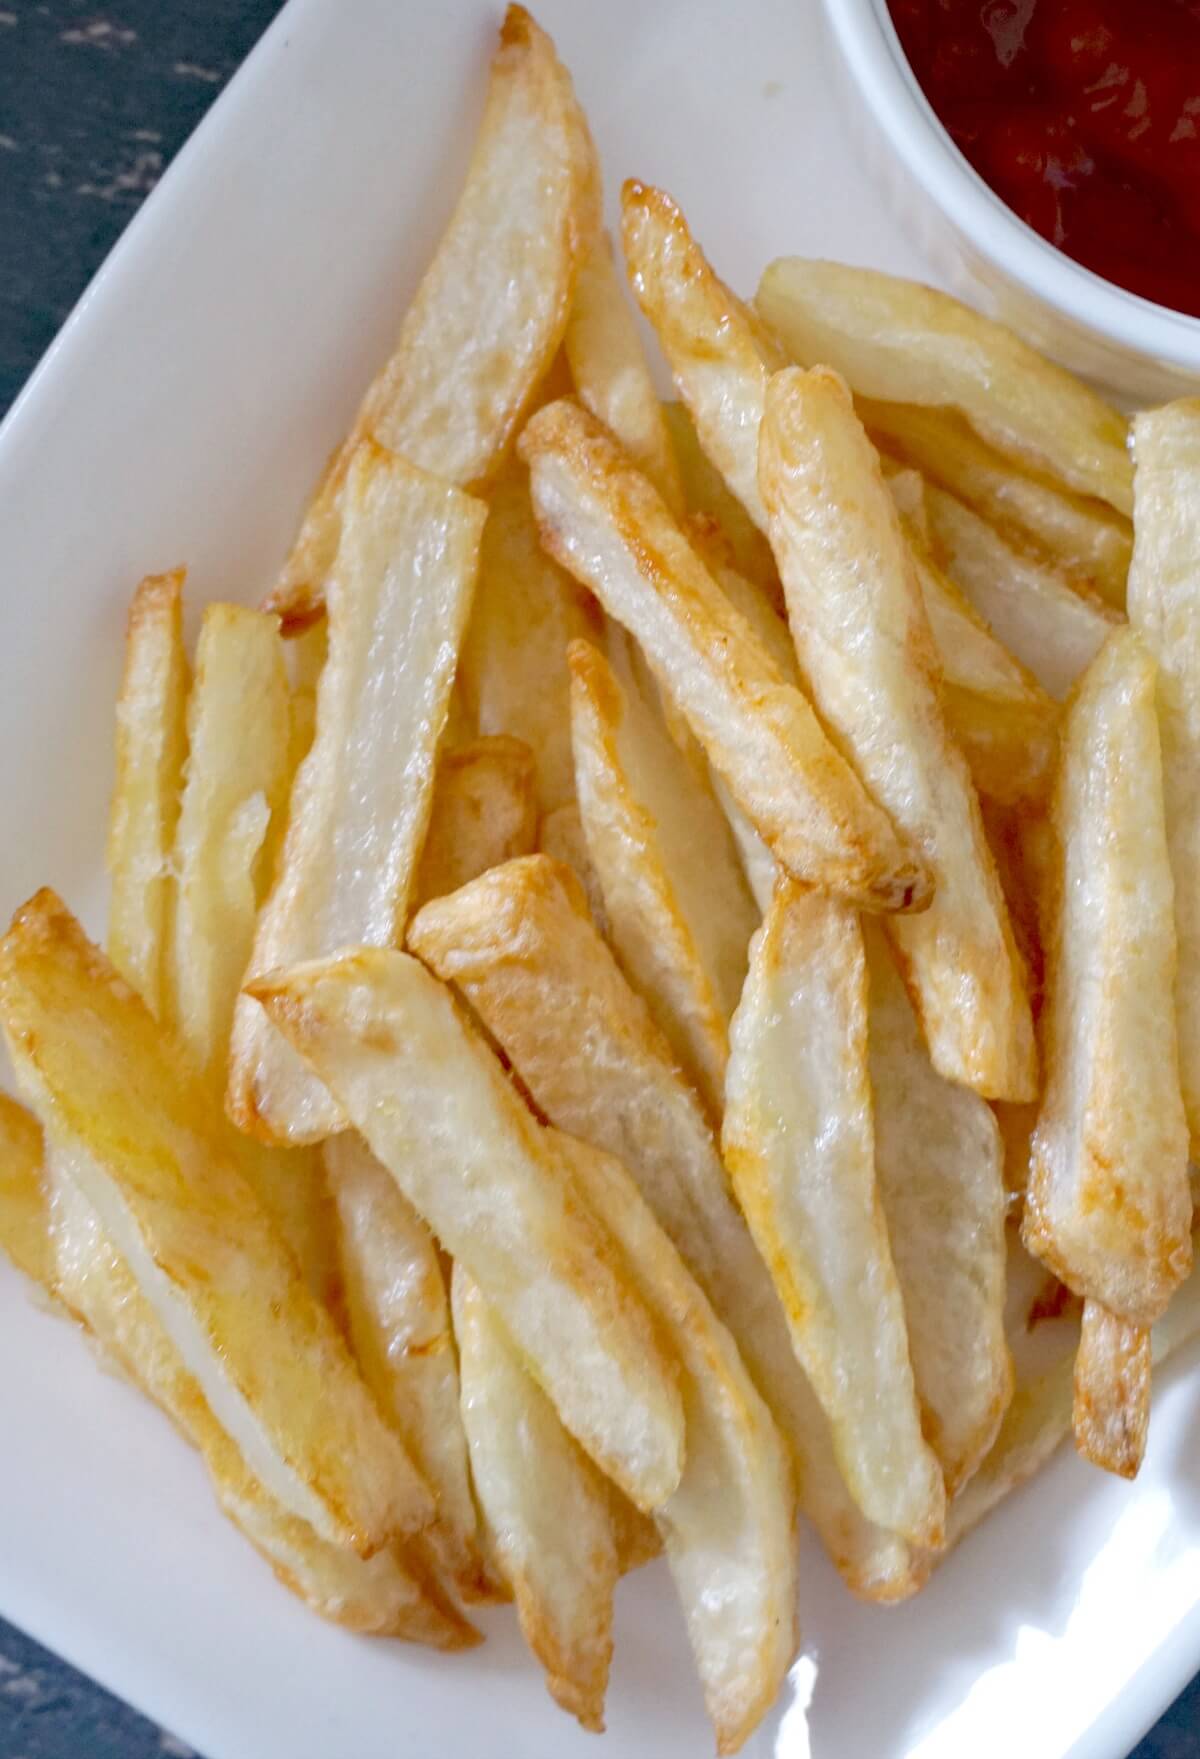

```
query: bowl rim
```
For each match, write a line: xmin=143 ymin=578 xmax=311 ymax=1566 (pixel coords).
xmin=823 ymin=0 xmax=1200 ymax=370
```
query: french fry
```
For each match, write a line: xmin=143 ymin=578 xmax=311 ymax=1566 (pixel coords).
xmin=229 ymin=441 xmax=485 ymax=1146
xmin=106 ymin=569 xmax=189 ymax=1017
xmin=519 ymin=398 xmax=931 ymax=913
xmin=926 ymin=483 xmax=1119 ymax=701
xmin=537 ymin=801 xmax=608 ymax=930
xmin=564 ymin=230 xmax=683 ymax=511
xmin=866 ymin=399 xmax=1131 ymax=608
xmin=865 ymin=923 xmax=1012 ymax=1494
xmin=0 ymin=890 xmax=428 ymax=1557
xmin=1128 ymin=400 xmax=1200 ymax=1160
xmin=756 ymin=259 xmax=1133 ymax=516
xmin=264 ymin=5 xmax=599 ymax=629
xmin=554 ymin=1129 xmax=797 ymax=1756
xmin=45 ymin=1155 xmax=476 ymax=1646
xmin=327 ymin=1132 xmax=490 ymax=1602
xmin=723 ymin=878 xmax=946 ymax=1548
xmin=455 ymin=461 xmax=597 ymax=814
xmin=1074 ymin=1302 xmax=1150 ymax=1479
xmin=661 ymin=402 xmax=779 ymax=595
xmin=568 ymin=636 xmax=757 ymax=1115
xmin=408 ymin=853 xmax=922 ymax=1599
xmin=451 ymin=1266 xmax=618 ymax=1732
xmin=250 ymin=946 xmax=686 ymax=1511
xmin=284 ymin=615 xmax=328 ymax=779
xmin=1024 ymin=629 xmax=1192 ymax=1326
xmin=413 ymin=735 xmax=537 ymax=910
xmin=0 ymin=1090 xmax=52 ymax=1290
xmin=760 ymin=366 xmax=1036 ymax=1100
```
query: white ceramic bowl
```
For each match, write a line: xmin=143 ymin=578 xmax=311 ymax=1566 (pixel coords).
xmin=823 ymin=0 xmax=1200 ymax=405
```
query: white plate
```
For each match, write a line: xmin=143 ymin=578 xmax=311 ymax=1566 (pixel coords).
xmin=1 ymin=2 xmax=1197 ymax=1756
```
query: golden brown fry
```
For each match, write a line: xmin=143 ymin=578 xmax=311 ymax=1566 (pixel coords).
xmin=519 ymin=397 xmax=930 ymax=913
xmin=1024 ymin=630 xmax=1192 ymax=1326
xmin=455 ymin=461 xmax=597 ymax=814
xmin=452 ymin=1266 xmax=617 ymax=1732
xmin=757 ymin=258 xmax=1133 ymax=515
xmin=723 ymin=878 xmax=945 ymax=1547
xmin=106 ymin=568 xmax=189 ymax=1017
xmin=760 ymin=366 xmax=1036 ymax=1100
xmin=0 ymin=1090 xmax=51 ymax=1290
xmin=537 ymin=801 xmax=607 ymax=930
xmin=230 ymin=441 xmax=485 ymax=1146
xmin=565 ymin=229 xmax=683 ymax=511
xmin=265 ymin=5 xmax=599 ymax=628
xmin=661 ymin=402 xmax=780 ymax=595
xmin=251 ymin=946 xmax=685 ymax=1511
xmin=1074 ymin=1302 xmax=1150 ymax=1480
xmin=414 ymin=735 xmax=537 ymax=910
xmin=0 ymin=890 xmax=427 ymax=1557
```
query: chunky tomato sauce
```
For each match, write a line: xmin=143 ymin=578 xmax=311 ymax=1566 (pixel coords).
xmin=888 ymin=0 xmax=1200 ymax=318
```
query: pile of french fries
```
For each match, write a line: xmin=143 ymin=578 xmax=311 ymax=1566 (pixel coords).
xmin=5 ymin=6 xmax=1200 ymax=1749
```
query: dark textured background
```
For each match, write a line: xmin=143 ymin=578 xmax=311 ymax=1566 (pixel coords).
xmin=0 ymin=3 xmax=1199 ymax=1755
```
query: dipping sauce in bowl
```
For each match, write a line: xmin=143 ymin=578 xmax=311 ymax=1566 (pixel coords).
xmin=887 ymin=0 xmax=1200 ymax=319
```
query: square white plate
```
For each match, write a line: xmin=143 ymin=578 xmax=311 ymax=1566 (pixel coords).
xmin=2 ymin=2 xmax=1199 ymax=1755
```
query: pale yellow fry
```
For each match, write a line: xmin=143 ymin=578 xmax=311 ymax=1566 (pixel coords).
xmin=1128 ymin=400 xmax=1200 ymax=1159
xmin=264 ymin=5 xmax=598 ymax=628
xmin=455 ymin=460 xmax=597 ymax=815
xmin=0 ymin=890 xmax=428 ymax=1556
xmin=326 ymin=1132 xmax=490 ymax=1602
xmin=519 ymin=398 xmax=930 ymax=913
xmin=565 ymin=229 xmax=683 ymax=512
xmin=884 ymin=460 xmax=931 ymax=543
xmin=866 ymin=399 xmax=1131 ymax=608
xmin=1074 ymin=1301 xmax=1150 ymax=1480
xmin=661 ymin=402 xmax=779 ymax=594
xmin=452 ymin=1266 xmax=617 ymax=1733
xmin=757 ymin=259 xmax=1132 ymax=516
xmin=568 ymin=636 xmax=756 ymax=1116
xmin=169 ymin=603 xmax=291 ymax=1077
xmin=865 ymin=923 xmax=1012 ymax=1495
xmin=408 ymin=853 xmax=919 ymax=1599
xmin=537 ymin=801 xmax=608 ymax=930
xmin=230 ymin=441 xmax=485 ymax=1146
xmin=106 ymin=569 xmax=189 ymax=1018
xmin=555 ymin=1129 xmax=796 ymax=1757
xmin=251 ymin=946 xmax=685 ymax=1512
xmin=723 ymin=878 xmax=945 ymax=1547
xmin=1024 ymin=629 xmax=1192 ymax=1326
xmin=0 ymin=1090 xmax=51 ymax=1290
xmin=46 ymin=1158 xmax=475 ymax=1647
xmin=926 ymin=484 xmax=1119 ymax=701
xmin=760 ymin=367 xmax=1036 ymax=1101
xmin=413 ymin=734 xmax=537 ymax=910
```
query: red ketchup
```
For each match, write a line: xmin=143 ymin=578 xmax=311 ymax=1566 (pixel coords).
xmin=887 ymin=0 xmax=1200 ymax=319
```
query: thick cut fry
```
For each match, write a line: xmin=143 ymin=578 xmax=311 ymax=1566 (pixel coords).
xmin=455 ymin=461 xmax=597 ymax=814
xmin=926 ymin=484 xmax=1119 ymax=701
xmin=537 ymin=801 xmax=607 ymax=930
xmin=760 ymin=367 xmax=1036 ymax=1100
xmin=757 ymin=259 xmax=1133 ymax=516
xmin=408 ymin=855 xmax=918 ymax=1596
xmin=866 ymin=399 xmax=1131 ymax=608
xmin=251 ymin=947 xmax=685 ymax=1511
xmin=0 ymin=891 xmax=427 ymax=1557
xmin=519 ymin=398 xmax=930 ymax=912
xmin=230 ymin=442 xmax=485 ymax=1146
xmin=568 ymin=637 xmax=756 ymax=1115
xmin=265 ymin=5 xmax=598 ymax=628
xmin=865 ymin=923 xmax=1012 ymax=1494
xmin=723 ymin=879 xmax=945 ymax=1547
xmin=1024 ymin=630 xmax=1192 ymax=1326
xmin=0 ymin=1091 xmax=51 ymax=1290
xmin=452 ymin=1267 xmax=617 ymax=1732
xmin=1128 ymin=401 xmax=1200 ymax=1159
xmin=661 ymin=402 xmax=779 ymax=593
xmin=327 ymin=1133 xmax=488 ymax=1601
xmin=46 ymin=1159 xmax=475 ymax=1647
xmin=1074 ymin=1302 xmax=1150 ymax=1479
xmin=414 ymin=735 xmax=537 ymax=909
xmin=565 ymin=230 xmax=683 ymax=511
xmin=168 ymin=603 xmax=291 ymax=1077
xmin=106 ymin=569 xmax=189 ymax=1017
xmin=621 ymin=183 xmax=785 ymax=535
xmin=555 ymin=1130 xmax=796 ymax=1756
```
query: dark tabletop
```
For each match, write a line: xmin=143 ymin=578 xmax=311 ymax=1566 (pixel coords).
xmin=1 ymin=4 xmax=1200 ymax=1756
